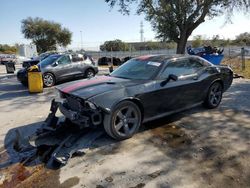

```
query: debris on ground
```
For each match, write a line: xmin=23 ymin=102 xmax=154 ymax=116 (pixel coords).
xmin=105 ymin=176 xmax=114 ymax=182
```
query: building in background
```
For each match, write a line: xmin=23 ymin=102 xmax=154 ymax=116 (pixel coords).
xmin=18 ymin=44 xmax=37 ymax=58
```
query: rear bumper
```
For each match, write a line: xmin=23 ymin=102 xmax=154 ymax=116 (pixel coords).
xmin=93 ymin=66 xmax=98 ymax=74
xmin=17 ymin=68 xmax=28 ymax=83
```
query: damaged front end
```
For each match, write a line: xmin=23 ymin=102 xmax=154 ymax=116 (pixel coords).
xmin=26 ymin=92 xmax=105 ymax=165
xmin=58 ymin=92 xmax=103 ymax=129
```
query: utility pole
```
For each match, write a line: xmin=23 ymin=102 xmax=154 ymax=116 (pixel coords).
xmin=80 ymin=30 xmax=83 ymax=50
xmin=109 ymin=47 xmax=114 ymax=73
xmin=140 ymin=21 xmax=144 ymax=42
xmin=241 ymin=47 xmax=246 ymax=71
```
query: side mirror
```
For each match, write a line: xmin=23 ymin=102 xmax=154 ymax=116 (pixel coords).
xmin=160 ymin=74 xmax=178 ymax=87
xmin=168 ymin=74 xmax=178 ymax=81
xmin=53 ymin=61 xmax=58 ymax=66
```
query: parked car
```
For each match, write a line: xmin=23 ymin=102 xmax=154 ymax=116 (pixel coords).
xmin=17 ymin=53 xmax=98 ymax=87
xmin=55 ymin=54 xmax=233 ymax=140
xmin=22 ymin=52 xmax=58 ymax=68
xmin=0 ymin=54 xmax=16 ymax=65
xmin=121 ymin=56 xmax=133 ymax=64
xmin=98 ymin=56 xmax=122 ymax=66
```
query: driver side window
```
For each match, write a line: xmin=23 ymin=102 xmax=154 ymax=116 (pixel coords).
xmin=160 ymin=58 xmax=204 ymax=79
xmin=160 ymin=59 xmax=189 ymax=79
xmin=57 ymin=56 xmax=71 ymax=65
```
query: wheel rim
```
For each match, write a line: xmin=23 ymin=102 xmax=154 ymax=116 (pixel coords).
xmin=87 ymin=71 xmax=94 ymax=78
xmin=209 ymin=83 xmax=222 ymax=106
xmin=43 ymin=74 xmax=54 ymax=86
xmin=113 ymin=106 xmax=139 ymax=137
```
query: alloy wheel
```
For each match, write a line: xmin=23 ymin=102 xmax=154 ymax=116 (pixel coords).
xmin=86 ymin=70 xmax=95 ymax=78
xmin=209 ymin=83 xmax=222 ymax=106
xmin=43 ymin=73 xmax=55 ymax=87
xmin=113 ymin=106 xmax=139 ymax=137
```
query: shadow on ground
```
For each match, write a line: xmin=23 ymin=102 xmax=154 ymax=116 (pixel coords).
xmin=0 ymin=105 xmax=200 ymax=187
xmin=87 ymin=107 xmax=250 ymax=188
xmin=1 ymin=105 xmax=250 ymax=187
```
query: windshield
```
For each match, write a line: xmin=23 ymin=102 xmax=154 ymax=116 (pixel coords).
xmin=110 ymin=59 xmax=162 ymax=80
xmin=39 ymin=55 xmax=61 ymax=67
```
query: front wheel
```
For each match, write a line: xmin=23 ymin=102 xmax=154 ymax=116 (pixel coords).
xmin=204 ymin=82 xmax=223 ymax=109
xmin=104 ymin=101 xmax=142 ymax=140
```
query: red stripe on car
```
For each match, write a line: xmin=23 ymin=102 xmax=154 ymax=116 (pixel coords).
xmin=137 ymin=55 xmax=154 ymax=60
xmin=62 ymin=76 xmax=110 ymax=93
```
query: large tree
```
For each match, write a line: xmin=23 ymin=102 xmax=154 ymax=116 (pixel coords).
xmin=100 ymin=39 xmax=129 ymax=51
xmin=105 ymin=0 xmax=250 ymax=54
xmin=0 ymin=44 xmax=17 ymax=54
xmin=234 ymin=32 xmax=250 ymax=46
xmin=21 ymin=17 xmax=72 ymax=53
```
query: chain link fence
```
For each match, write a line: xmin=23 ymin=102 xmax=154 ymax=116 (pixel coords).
xmin=86 ymin=49 xmax=176 ymax=60
xmin=84 ymin=46 xmax=250 ymax=78
xmin=222 ymin=47 xmax=250 ymax=70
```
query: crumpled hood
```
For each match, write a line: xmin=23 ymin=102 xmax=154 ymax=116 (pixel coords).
xmin=56 ymin=76 xmax=142 ymax=99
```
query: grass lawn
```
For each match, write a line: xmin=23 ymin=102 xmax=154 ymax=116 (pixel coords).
xmin=222 ymin=58 xmax=250 ymax=79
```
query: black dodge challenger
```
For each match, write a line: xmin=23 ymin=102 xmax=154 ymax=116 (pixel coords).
xmin=56 ymin=55 xmax=233 ymax=140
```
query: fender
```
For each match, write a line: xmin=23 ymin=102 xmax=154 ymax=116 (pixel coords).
xmin=88 ymin=91 xmax=144 ymax=115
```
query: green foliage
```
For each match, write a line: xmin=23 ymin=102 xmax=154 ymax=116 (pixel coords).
xmin=100 ymin=40 xmax=176 ymax=51
xmin=192 ymin=35 xmax=204 ymax=48
xmin=191 ymin=35 xmax=232 ymax=48
xmin=100 ymin=39 xmax=129 ymax=51
xmin=209 ymin=35 xmax=228 ymax=46
xmin=105 ymin=0 xmax=250 ymax=54
xmin=21 ymin=17 xmax=72 ymax=53
xmin=234 ymin=32 xmax=250 ymax=46
xmin=0 ymin=44 xmax=17 ymax=54
xmin=220 ymin=38 xmax=231 ymax=47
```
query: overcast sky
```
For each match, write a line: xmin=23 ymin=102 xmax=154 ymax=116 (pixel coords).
xmin=0 ymin=0 xmax=249 ymax=50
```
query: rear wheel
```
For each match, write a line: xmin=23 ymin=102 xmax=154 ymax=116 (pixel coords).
xmin=104 ymin=101 xmax=141 ymax=140
xmin=85 ymin=69 xmax=95 ymax=78
xmin=43 ymin=73 xmax=55 ymax=87
xmin=21 ymin=81 xmax=28 ymax=87
xmin=204 ymin=82 xmax=223 ymax=109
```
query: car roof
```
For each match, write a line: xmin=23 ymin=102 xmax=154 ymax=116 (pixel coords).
xmin=134 ymin=54 xmax=190 ymax=63
xmin=48 ymin=54 xmax=63 ymax=58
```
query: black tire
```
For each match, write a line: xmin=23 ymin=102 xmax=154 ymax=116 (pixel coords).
xmin=21 ymin=81 xmax=28 ymax=87
xmin=84 ymin=69 xmax=95 ymax=78
xmin=203 ymin=82 xmax=223 ymax=109
xmin=43 ymin=72 xmax=56 ymax=87
xmin=103 ymin=101 xmax=142 ymax=140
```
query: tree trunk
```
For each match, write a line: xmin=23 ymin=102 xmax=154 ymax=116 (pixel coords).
xmin=176 ymin=35 xmax=188 ymax=54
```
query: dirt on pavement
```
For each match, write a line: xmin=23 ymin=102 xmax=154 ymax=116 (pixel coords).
xmin=0 ymin=77 xmax=249 ymax=188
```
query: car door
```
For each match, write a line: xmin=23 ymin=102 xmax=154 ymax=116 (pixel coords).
xmin=173 ymin=57 xmax=208 ymax=108
xmin=71 ymin=54 xmax=85 ymax=76
xmin=53 ymin=55 xmax=75 ymax=80
xmin=139 ymin=58 xmax=187 ymax=119
xmin=144 ymin=57 xmax=207 ymax=118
